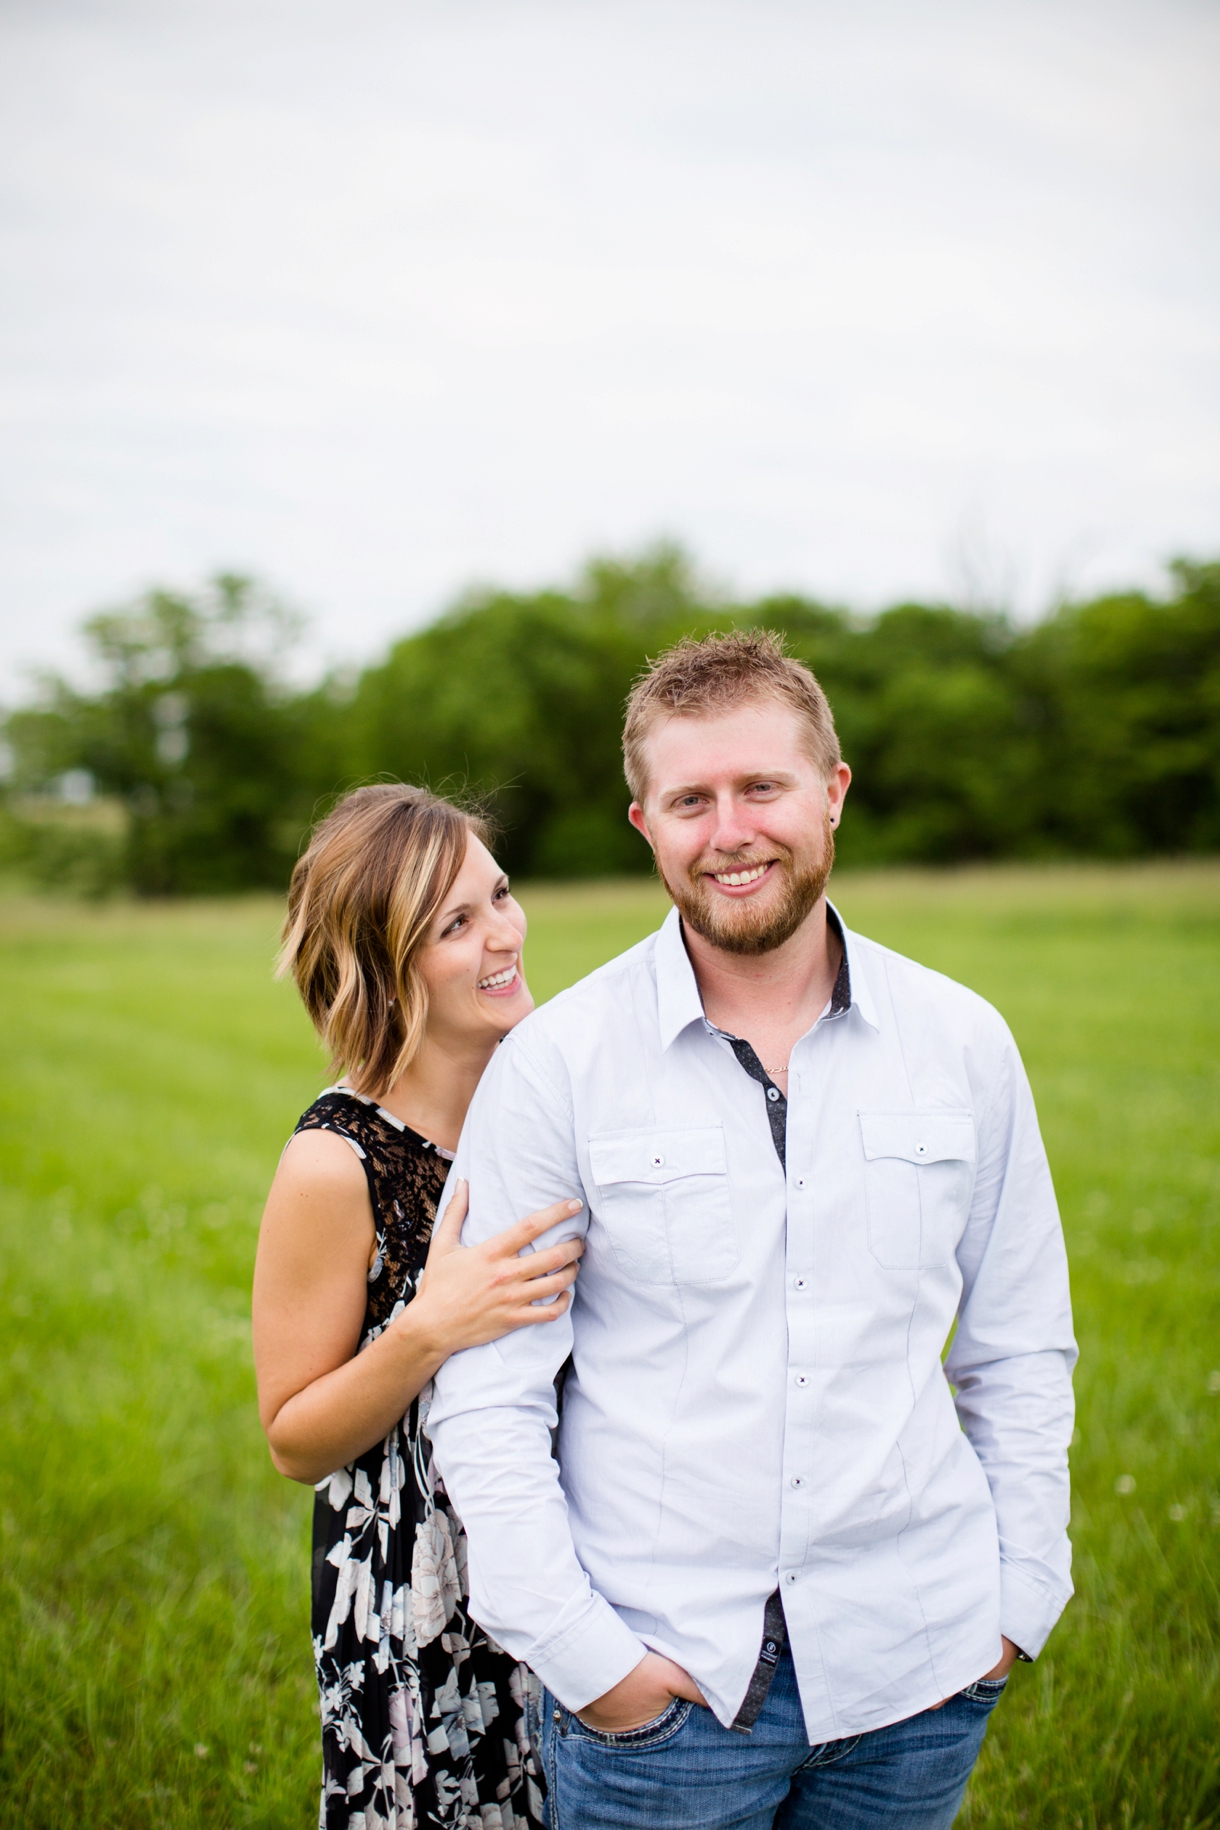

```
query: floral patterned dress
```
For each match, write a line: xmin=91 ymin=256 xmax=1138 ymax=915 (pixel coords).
xmin=292 ymin=1088 xmax=545 ymax=1830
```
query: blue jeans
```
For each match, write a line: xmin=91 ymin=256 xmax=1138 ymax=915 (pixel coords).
xmin=536 ymin=1652 xmax=1004 ymax=1830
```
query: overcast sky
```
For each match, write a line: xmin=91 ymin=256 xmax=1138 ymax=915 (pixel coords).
xmin=1 ymin=0 xmax=1217 ymax=694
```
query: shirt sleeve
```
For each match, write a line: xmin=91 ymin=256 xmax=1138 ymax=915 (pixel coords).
xmin=945 ymin=1021 xmax=1078 ymax=1659
xmin=425 ymin=1025 xmax=650 ymax=1711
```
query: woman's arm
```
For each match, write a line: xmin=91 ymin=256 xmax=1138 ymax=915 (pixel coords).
xmin=252 ymin=1129 xmax=583 ymax=1484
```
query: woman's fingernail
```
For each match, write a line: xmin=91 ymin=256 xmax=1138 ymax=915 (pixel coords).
xmin=568 ymin=1199 xmax=582 ymax=1212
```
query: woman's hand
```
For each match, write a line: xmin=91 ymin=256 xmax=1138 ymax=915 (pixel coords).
xmin=409 ymin=1179 xmax=585 ymax=1357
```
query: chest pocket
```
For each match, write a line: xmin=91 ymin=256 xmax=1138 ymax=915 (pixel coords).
xmin=859 ymin=1111 xmax=977 ymax=1269
xmin=587 ymin=1126 xmax=739 ymax=1285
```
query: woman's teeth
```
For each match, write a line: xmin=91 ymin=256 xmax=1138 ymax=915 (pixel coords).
xmin=477 ymin=966 xmax=517 ymax=990
xmin=712 ymin=863 xmax=771 ymax=887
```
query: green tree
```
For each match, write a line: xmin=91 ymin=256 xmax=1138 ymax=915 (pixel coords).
xmin=342 ymin=546 xmax=735 ymax=877
xmin=1012 ymin=562 xmax=1220 ymax=855
xmin=5 ymin=576 xmax=310 ymax=894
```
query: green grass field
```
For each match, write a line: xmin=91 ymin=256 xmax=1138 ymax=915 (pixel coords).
xmin=0 ymin=863 xmax=1217 ymax=1829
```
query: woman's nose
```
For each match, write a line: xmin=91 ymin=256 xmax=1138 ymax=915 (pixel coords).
xmin=487 ymin=912 xmax=520 ymax=949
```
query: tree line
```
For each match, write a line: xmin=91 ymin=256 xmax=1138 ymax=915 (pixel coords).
xmin=2 ymin=548 xmax=1218 ymax=895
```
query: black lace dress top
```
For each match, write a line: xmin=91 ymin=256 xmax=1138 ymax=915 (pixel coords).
xmin=292 ymin=1088 xmax=544 ymax=1830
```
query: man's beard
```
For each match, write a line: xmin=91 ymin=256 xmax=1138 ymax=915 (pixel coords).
xmin=659 ymin=811 xmax=836 ymax=957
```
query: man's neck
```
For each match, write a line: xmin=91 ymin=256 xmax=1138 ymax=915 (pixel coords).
xmin=683 ymin=896 xmax=842 ymax=1062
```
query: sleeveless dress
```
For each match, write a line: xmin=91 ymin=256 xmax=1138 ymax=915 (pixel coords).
xmin=292 ymin=1088 xmax=546 ymax=1830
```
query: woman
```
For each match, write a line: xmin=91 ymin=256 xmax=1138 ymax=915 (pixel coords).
xmin=253 ymin=783 xmax=583 ymax=1830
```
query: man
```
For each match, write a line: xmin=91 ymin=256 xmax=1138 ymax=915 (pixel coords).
xmin=428 ymin=630 xmax=1076 ymax=1829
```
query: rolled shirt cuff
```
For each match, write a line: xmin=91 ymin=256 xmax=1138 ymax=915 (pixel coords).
xmin=999 ymin=1559 xmax=1071 ymax=1661
xmin=528 ymin=1595 xmax=650 ymax=1714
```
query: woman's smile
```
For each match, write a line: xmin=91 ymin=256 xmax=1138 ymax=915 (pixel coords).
xmin=476 ymin=962 xmax=521 ymax=996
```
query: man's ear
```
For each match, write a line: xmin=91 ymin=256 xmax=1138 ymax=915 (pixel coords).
xmin=627 ymin=802 xmax=654 ymax=848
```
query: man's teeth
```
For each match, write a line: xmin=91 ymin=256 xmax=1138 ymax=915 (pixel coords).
xmin=477 ymin=966 xmax=517 ymax=990
xmin=712 ymin=864 xmax=771 ymax=887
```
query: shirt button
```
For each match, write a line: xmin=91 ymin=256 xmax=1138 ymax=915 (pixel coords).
xmin=916 ymin=1143 xmax=927 ymax=1156
xmin=790 ymin=1475 xmax=804 ymax=1488
xmin=796 ymin=1178 xmax=805 ymax=1188
xmin=784 ymin=1571 xmax=799 ymax=1585
xmin=651 ymin=1154 xmax=664 ymax=1167
xmin=793 ymin=1276 xmax=807 ymax=1290
xmin=794 ymin=1374 xmax=808 ymax=1387
xmin=767 ymin=1087 xmax=781 ymax=1102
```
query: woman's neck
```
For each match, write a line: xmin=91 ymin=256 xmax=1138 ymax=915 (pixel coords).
xmin=372 ymin=1031 xmax=498 ymax=1153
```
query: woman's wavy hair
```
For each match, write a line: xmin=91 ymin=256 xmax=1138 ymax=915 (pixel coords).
xmin=277 ymin=783 xmax=487 ymax=1097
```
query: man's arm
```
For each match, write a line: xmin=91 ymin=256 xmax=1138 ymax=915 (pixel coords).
xmin=945 ymin=1024 xmax=1078 ymax=1661
xmin=426 ymin=1027 xmax=650 ymax=1712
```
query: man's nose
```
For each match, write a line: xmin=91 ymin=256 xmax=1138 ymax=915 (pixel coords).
xmin=708 ymin=794 xmax=757 ymax=854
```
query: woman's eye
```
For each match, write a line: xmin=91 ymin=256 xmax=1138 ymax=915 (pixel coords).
xmin=443 ymin=915 xmax=466 ymax=935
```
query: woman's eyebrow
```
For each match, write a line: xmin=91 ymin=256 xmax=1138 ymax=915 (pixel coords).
xmin=436 ymin=899 xmax=473 ymax=925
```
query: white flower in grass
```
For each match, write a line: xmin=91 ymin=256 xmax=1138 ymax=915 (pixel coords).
xmin=1115 ymin=1473 xmax=1136 ymax=1495
xmin=411 ymin=1511 xmax=462 ymax=1647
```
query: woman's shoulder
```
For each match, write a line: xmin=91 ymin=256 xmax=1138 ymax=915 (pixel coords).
xmin=293 ymin=1087 xmax=451 ymax=1173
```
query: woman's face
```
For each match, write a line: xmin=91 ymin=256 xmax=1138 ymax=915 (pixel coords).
xmin=416 ymin=834 xmax=533 ymax=1050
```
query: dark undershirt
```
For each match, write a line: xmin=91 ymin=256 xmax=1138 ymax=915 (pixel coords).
xmin=715 ymin=908 xmax=852 ymax=1171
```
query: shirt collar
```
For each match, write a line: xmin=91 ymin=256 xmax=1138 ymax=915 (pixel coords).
xmin=828 ymin=899 xmax=880 ymax=1032
xmin=654 ymin=895 xmax=880 ymax=1050
xmin=656 ymin=905 xmax=707 ymax=1051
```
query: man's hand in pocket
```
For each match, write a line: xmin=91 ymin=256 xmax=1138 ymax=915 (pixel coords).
xmin=578 ymin=1652 xmax=707 ymax=1733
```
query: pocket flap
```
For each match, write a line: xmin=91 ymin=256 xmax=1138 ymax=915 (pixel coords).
xmin=588 ymin=1125 xmax=728 ymax=1187
xmin=858 ymin=1111 xmax=976 ymax=1167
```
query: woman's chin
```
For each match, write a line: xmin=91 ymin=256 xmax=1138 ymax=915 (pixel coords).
xmin=476 ymin=978 xmax=534 ymax=1030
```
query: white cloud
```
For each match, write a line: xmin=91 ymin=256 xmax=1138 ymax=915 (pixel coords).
xmin=0 ymin=0 xmax=1216 ymax=692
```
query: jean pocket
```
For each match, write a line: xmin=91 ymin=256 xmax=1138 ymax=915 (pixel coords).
xmin=570 ymin=1696 xmax=694 ymax=1750
xmin=959 ymin=1676 xmax=1008 ymax=1706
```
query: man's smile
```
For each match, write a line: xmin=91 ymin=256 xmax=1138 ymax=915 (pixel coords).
xmin=704 ymin=860 xmax=778 ymax=893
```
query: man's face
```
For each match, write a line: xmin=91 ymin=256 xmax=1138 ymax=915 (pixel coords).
xmin=628 ymin=699 xmax=851 ymax=956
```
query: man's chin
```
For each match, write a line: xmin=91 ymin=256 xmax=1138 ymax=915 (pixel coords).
xmin=663 ymin=834 xmax=834 ymax=957
xmin=671 ymin=882 xmax=821 ymax=957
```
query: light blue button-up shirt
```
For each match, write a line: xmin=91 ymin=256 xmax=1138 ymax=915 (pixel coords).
xmin=427 ymin=904 xmax=1076 ymax=1741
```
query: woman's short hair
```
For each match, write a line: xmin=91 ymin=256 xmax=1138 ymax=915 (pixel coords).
xmin=622 ymin=627 xmax=841 ymax=803
xmin=278 ymin=783 xmax=487 ymax=1097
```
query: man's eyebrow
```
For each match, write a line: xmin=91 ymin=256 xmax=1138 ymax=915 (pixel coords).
xmin=661 ymin=769 xmax=800 ymax=798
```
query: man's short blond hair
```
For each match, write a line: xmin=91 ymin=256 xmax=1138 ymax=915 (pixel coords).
xmin=622 ymin=627 xmax=841 ymax=803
